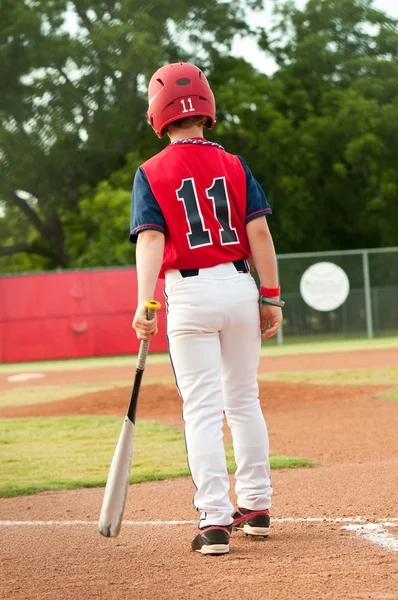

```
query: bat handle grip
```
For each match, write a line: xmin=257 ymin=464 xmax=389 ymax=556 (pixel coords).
xmin=135 ymin=300 xmax=161 ymax=371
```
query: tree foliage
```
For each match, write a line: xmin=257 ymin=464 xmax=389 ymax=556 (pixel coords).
xmin=210 ymin=0 xmax=398 ymax=252
xmin=1 ymin=0 xmax=397 ymax=273
xmin=0 ymin=0 xmax=261 ymax=271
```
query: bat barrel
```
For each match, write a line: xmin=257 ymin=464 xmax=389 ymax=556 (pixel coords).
xmin=98 ymin=299 xmax=161 ymax=538
xmin=98 ymin=417 xmax=135 ymax=537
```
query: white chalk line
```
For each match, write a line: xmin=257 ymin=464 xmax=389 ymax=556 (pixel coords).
xmin=0 ymin=520 xmax=196 ymax=526
xmin=2 ymin=517 xmax=398 ymax=552
xmin=0 ymin=517 xmax=397 ymax=527
xmin=343 ymin=524 xmax=398 ymax=552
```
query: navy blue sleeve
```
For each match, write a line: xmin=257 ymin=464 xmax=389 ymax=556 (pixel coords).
xmin=129 ymin=167 xmax=166 ymax=243
xmin=237 ymin=156 xmax=272 ymax=224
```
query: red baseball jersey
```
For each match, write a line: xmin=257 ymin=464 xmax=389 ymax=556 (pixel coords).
xmin=130 ymin=138 xmax=271 ymax=277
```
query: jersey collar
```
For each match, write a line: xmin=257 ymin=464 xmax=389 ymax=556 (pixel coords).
xmin=169 ymin=138 xmax=225 ymax=150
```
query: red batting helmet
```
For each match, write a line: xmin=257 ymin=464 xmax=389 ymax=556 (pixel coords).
xmin=147 ymin=62 xmax=216 ymax=138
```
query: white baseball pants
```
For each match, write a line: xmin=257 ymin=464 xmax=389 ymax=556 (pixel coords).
xmin=164 ymin=262 xmax=272 ymax=528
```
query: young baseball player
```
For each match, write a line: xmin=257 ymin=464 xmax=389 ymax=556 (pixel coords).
xmin=130 ymin=63 xmax=284 ymax=555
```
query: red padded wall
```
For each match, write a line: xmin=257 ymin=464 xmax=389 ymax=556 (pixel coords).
xmin=0 ymin=268 xmax=167 ymax=363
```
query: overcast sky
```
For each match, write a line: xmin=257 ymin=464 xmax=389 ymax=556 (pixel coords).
xmin=233 ymin=0 xmax=398 ymax=74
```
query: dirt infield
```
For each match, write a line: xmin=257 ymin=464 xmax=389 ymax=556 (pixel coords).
xmin=1 ymin=347 xmax=397 ymax=599
xmin=1 ymin=381 xmax=396 ymax=466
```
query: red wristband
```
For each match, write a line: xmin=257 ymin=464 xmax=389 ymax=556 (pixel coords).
xmin=260 ymin=285 xmax=280 ymax=298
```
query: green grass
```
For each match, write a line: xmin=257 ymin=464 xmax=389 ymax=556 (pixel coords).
xmin=0 ymin=417 xmax=312 ymax=497
xmin=0 ymin=354 xmax=171 ymax=373
xmin=382 ymin=388 xmax=398 ymax=402
xmin=259 ymin=366 xmax=398 ymax=386
xmin=0 ymin=378 xmax=175 ymax=409
xmin=0 ymin=381 xmax=135 ymax=408
xmin=261 ymin=336 xmax=398 ymax=357
xmin=1 ymin=336 xmax=397 ymax=373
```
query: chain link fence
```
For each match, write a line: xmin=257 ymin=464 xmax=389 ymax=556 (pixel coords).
xmin=275 ymin=247 xmax=398 ymax=343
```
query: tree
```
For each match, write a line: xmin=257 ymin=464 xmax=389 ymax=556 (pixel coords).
xmin=2 ymin=0 xmax=398 ymax=273
xmin=212 ymin=0 xmax=398 ymax=252
xmin=0 ymin=0 xmax=264 ymax=272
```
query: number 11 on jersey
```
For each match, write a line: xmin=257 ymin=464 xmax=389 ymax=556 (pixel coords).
xmin=176 ymin=177 xmax=239 ymax=249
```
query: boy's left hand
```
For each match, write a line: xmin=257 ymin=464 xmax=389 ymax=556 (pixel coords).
xmin=260 ymin=304 xmax=282 ymax=340
xmin=132 ymin=302 xmax=158 ymax=340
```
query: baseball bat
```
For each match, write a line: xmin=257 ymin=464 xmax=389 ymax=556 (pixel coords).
xmin=98 ymin=299 xmax=161 ymax=538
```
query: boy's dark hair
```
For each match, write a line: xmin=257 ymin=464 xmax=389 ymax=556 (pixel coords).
xmin=167 ymin=115 xmax=211 ymax=131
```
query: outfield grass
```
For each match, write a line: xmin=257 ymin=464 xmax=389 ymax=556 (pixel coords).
xmin=259 ymin=366 xmax=398 ymax=386
xmin=0 ymin=417 xmax=312 ymax=498
xmin=0 ymin=378 xmax=176 ymax=408
xmin=0 ymin=355 xmax=160 ymax=373
xmin=261 ymin=336 xmax=398 ymax=357
xmin=382 ymin=388 xmax=398 ymax=402
xmin=0 ymin=381 xmax=135 ymax=408
xmin=1 ymin=336 xmax=397 ymax=373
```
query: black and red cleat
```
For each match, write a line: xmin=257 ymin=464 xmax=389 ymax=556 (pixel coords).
xmin=191 ymin=525 xmax=232 ymax=555
xmin=233 ymin=507 xmax=270 ymax=538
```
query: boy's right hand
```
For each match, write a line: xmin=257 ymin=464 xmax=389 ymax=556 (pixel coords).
xmin=132 ymin=302 xmax=158 ymax=341
xmin=260 ymin=304 xmax=283 ymax=340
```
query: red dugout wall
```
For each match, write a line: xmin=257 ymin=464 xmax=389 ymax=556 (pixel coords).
xmin=0 ymin=268 xmax=168 ymax=363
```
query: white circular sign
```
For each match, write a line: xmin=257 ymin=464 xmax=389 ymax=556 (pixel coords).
xmin=300 ymin=262 xmax=350 ymax=311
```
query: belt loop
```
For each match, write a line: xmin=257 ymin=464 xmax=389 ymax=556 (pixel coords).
xmin=179 ymin=268 xmax=199 ymax=278
xmin=232 ymin=259 xmax=249 ymax=274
